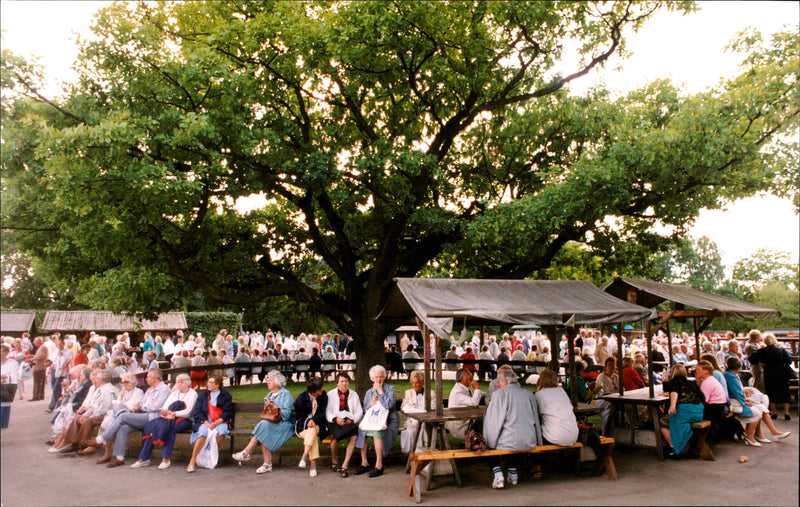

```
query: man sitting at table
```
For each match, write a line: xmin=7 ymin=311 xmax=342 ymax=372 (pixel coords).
xmin=445 ymin=368 xmax=483 ymax=440
xmin=483 ymin=367 xmax=542 ymax=489
xmin=400 ymin=370 xmax=436 ymax=452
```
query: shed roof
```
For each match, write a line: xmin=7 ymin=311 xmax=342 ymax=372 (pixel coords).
xmin=41 ymin=311 xmax=187 ymax=332
xmin=0 ymin=311 xmax=36 ymax=334
xmin=379 ymin=278 xmax=656 ymax=338
xmin=601 ymin=277 xmax=780 ymax=320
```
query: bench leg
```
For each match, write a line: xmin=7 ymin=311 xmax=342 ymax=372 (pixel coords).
xmin=694 ymin=429 xmax=715 ymax=461
xmin=649 ymin=405 xmax=665 ymax=460
xmin=601 ymin=443 xmax=617 ymax=480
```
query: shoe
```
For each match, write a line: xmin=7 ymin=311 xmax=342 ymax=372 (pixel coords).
xmin=774 ymin=431 xmax=791 ymax=440
xmin=96 ymin=456 xmax=112 ymax=465
xmin=744 ymin=438 xmax=762 ymax=447
xmin=784 ymin=414 xmax=791 ymax=421
xmin=232 ymin=450 xmax=252 ymax=464
xmin=77 ymin=447 xmax=97 ymax=456
xmin=82 ymin=439 xmax=102 ymax=449
xmin=45 ymin=439 xmax=55 ymax=446
xmin=186 ymin=464 xmax=196 ymax=473
xmin=107 ymin=458 xmax=126 ymax=468
xmin=507 ymin=474 xmax=518 ymax=486
xmin=298 ymin=458 xmax=307 ymax=469
xmin=130 ymin=460 xmax=151 ymax=468
xmin=755 ymin=436 xmax=772 ymax=444
xmin=256 ymin=463 xmax=272 ymax=474
xmin=309 ymin=468 xmax=317 ymax=477
xmin=158 ymin=461 xmax=171 ymax=470
xmin=44 ymin=408 xmax=53 ymax=413
xmin=330 ymin=462 xmax=340 ymax=472
xmin=492 ymin=475 xmax=505 ymax=489
xmin=367 ymin=467 xmax=383 ymax=478
xmin=340 ymin=468 xmax=349 ymax=478
xmin=354 ymin=465 xmax=371 ymax=475
xmin=48 ymin=445 xmax=72 ymax=454
xmin=771 ymin=413 xmax=778 ymax=420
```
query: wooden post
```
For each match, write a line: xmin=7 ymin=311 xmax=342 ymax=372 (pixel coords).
xmin=646 ymin=320 xmax=654 ymax=398
xmin=666 ymin=318 xmax=673 ymax=369
xmin=566 ymin=325 xmax=577 ymax=406
xmin=693 ymin=318 xmax=701 ymax=363
xmin=545 ymin=326 xmax=559 ymax=373
xmin=419 ymin=319 xmax=431 ymax=412
xmin=434 ymin=331 xmax=443 ymax=417
xmin=617 ymin=323 xmax=624 ymax=396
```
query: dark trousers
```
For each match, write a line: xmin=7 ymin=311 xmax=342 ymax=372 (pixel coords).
xmin=139 ymin=418 xmax=192 ymax=460
xmin=33 ymin=369 xmax=46 ymax=400
xmin=48 ymin=373 xmax=67 ymax=411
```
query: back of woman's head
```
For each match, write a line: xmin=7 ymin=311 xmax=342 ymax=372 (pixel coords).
xmin=726 ymin=356 xmax=741 ymax=371
xmin=763 ymin=333 xmax=778 ymax=347
xmin=537 ymin=368 xmax=559 ymax=389
xmin=669 ymin=363 xmax=687 ymax=379
xmin=700 ymin=353 xmax=721 ymax=371
xmin=306 ymin=376 xmax=324 ymax=393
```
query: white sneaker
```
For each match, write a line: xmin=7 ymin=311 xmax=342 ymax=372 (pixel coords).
xmin=492 ymin=476 xmax=505 ymax=489
xmin=507 ymin=474 xmax=518 ymax=485
xmin=298 ymin=459 xmax=307 ymax=469
xmin=130 ymin=460 xmax=151 ymax=468
xmin=309 ymin=468 xmax=317 ymax=477
xmin=158 ymin=461 xmax=171 ymax=470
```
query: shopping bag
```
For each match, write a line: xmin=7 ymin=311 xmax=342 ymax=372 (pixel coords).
xmin=358 ymin=403 xmax=389 ymax=432
xmin=196 ymin=428 xmax=219 ymax=469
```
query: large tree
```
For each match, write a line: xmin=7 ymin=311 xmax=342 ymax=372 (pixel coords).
xmin=2 ymin=1 xmax=798 ymax=391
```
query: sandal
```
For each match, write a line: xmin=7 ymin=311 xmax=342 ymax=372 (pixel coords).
xmin=232 ymin=450 xmax=252 ymax=465
xmin=330 ymin=462 xmax=341 ymax=472
xmin=256 ymin=463 xmax=273 ymax=474
xmin=340 ymin=467 xmax=349 ymax=478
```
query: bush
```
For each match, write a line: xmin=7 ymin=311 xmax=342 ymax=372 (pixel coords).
xmin=185 ymin=312 xmax=242 ymax=347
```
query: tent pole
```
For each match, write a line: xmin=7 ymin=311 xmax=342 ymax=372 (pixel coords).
xmin=566 ymin=325 xmax=577 ymax=406
xmin=666 ymin=318 xmax=673 ymax=370
xmin=617 ymin=323 xmax=624 ymax=396
xmin=546 ymin=326 xmax=558 ymax=373
xmin=646 ymin=320 xmax=654 ymax=398
xmin=434 ymin=330 xmax=443 ymax=417
xmin=419 ymin=319 xmax=431 ymax=412
xmin=693 ymin=318 xmax=701 ymax=363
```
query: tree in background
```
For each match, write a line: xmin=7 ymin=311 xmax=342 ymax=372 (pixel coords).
xmin=2 ymin=2 xmax=798 ymax=390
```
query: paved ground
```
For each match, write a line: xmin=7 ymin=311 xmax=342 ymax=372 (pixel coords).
xmin=1 ymin=387 xmax=797 ymax=506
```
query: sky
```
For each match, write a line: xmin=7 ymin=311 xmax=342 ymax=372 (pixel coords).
xmin=1 ymin=0 xmax=798 ymax=273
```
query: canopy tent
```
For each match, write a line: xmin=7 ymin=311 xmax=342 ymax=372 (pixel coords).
xmin=378 ymin=278 xmax=657 ymax=414
xmin=602 ymin=276 xmax=780 ymax=396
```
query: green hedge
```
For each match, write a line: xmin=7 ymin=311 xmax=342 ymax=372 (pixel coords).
xmin=184 ymin=311 xmax=242 ymax=347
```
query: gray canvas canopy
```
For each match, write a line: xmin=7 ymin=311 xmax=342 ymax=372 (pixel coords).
xmin=602 ymin=277 xmax=781 ymax=319
xmin=380 ymin=278 xmax=657 ymax=337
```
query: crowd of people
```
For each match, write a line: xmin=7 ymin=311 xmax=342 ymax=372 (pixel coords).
xmin=0 ymin=325 xmax=795 ymax=490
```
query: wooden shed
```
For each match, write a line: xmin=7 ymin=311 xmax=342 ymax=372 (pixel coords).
xmin=40 ymin=311 xmax=187 ymax=345
xmin=0 ymin=311 xmax=37 ymax=338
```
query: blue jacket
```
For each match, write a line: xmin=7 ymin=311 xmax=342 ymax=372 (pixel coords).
xmin=192 ymin=389 xmax=234 ymax=432
xmin=293 ymin=390 xmax=328 ymax=437
xmin=723 ymin=370 xmax=753 ymax=418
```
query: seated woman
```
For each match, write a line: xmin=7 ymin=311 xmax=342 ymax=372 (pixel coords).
xmin=565 ymin=360 xmax=611 ymax=434
xmin=354 ymin=365 xmax=399 ymax=478
xmin=186 ymin=374 xmax=233 ymax=472
xmin=724 ymin=357 xmax=790 ymax=446
xmin=534 ymin=367 xmax=578 ymax=446
xmin=232 ymin=370 xmax=294 ymax=474
xmin=321 ymin=346 xmax=337 ymax=382
xmin=189 ymin=348 xmax=207 ymax=390
xmin=293 ymin=376 xmax=328 ymax=477
xmin=660 ymin=364 xmax=704 ymax=458
xmin=130 ymin=373 xmax=197 ymax=470
xmin=326 ymin=371 xmax=363 ymax=477
xmin=233 ymin=347 xmax=251 ymax=387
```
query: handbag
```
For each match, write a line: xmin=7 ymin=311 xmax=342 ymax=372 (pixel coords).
xmin=261 ymin=402 xmax=282 ymax=423
xmin=358 ymin=403 xmax=389 ymax=432
xmin=330 ymin=421 xmax=359 ymax=441
xmin=464 ymin=419 xmax=487 ymax=452
xmin=729 ymin=398 xmax=744 ymax=414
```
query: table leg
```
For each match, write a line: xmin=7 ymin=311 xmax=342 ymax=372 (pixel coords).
xmin=650 ymin=405 xmax=665 ymax=460
xmin=438 ymin=424 xmax=461 ymax=488
xmin=406 ymin=420 xmax=425 ymax=473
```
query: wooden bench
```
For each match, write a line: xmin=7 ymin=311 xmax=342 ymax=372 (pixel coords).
xmin=407 ymin=437 xmax=616 ymax=503
xmin=690 ymin=420 xmax=714 ymax=461
xmin=229 ymin=402 xmax=264 ymax=455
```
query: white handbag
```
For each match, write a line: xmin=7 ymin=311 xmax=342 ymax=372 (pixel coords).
xmin=358 ymin=403 xmax=389 ymax=432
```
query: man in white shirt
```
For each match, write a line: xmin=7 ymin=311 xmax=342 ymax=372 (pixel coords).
xmin=445 ymin=369 xmax=483 ymax=439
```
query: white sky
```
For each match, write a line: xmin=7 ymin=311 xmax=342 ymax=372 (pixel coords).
xmin=1 ymin=0 xmax=798 ymax=271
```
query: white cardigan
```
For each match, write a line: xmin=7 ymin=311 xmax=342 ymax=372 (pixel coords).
xmin=325 ymin=387 xmax=364 ymax=424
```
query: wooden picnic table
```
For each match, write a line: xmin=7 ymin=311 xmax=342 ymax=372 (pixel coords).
xmin=404 ymin=406 xmax=486 ymax=489
xmin=599 ymin=385 xmax=670 ymax=459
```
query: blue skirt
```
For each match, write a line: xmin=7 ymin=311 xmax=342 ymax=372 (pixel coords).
xmin=252 ymin=419 xmax=294 ymax=452
xmin=670 ymin=403 xmax=704 ymax=454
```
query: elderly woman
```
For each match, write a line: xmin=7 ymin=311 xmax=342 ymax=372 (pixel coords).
xmin=354 ymin=365 xmax=399 ymax=478
xmin=130 ymin=373 xmax=198 ymax=470
xmin=189 ymin=348 xmax=207 ymax=390
xmin=232 ymin=370 xmax=294 ymax=474
xmin=321 ymin=346 xmax=337 ymax=381
xmin=748 ymin=333 xmax=794 ymax=420
xmin=660 ymin=364 xmax=704 ymax=458
xmin=233 ymin=347 xmax=252 ymax=387
xmin=326 ymin=371 xmax=363 ymax=477
xmin=186 ymin=374 xmax=233 ymax=472
xmin=744 ymin=330 xmax=765 ymax=392
xmin=534 ymin=368 xmax=578 ymax=446
xmin=293 ymin=377 xmax=328 ymax=477
xmin=724 ymin=357 xmax=790 ymax=446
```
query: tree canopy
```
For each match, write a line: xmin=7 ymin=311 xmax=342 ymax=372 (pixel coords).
xmin=2 ymin=1 xmax=798 ymax=390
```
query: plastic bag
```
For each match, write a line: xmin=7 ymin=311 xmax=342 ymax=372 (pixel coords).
xmin=19 ymin=362 xmax=33 ymax=381
xmin=52 ymin=404 xmax=74 ymax=434
xmin=358 ymin=403 xmax=389 ymax=432
xmin=196 ymin=428 xmax=219 ymax=469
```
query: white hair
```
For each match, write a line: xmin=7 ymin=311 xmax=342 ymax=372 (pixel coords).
xmin=369 ymin=364 xmax=386 ymax=380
